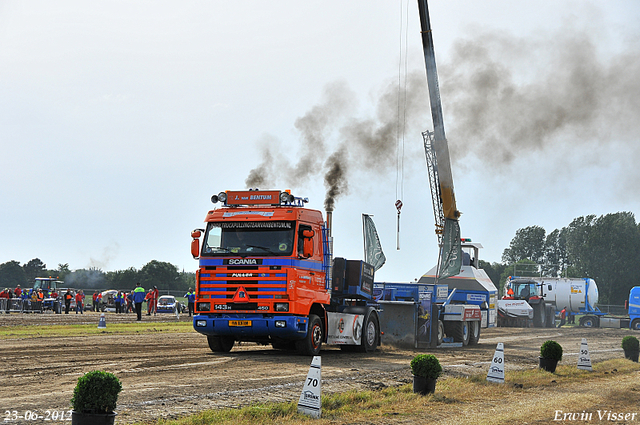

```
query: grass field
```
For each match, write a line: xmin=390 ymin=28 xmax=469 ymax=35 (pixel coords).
xmin=131 ymin=359 xmax=640 ymax=425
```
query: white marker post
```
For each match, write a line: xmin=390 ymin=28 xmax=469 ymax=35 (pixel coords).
xmin=297 ymin=356 xmax=321 ymax=418
xmin=577 ymin=338 xmax=593 ymax=371
xmin=98 ymin=313 xmax=106 ymax=329
xmin=487 ymin=342 xmax=505 ymax=383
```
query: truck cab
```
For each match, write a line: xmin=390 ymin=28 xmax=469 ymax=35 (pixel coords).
xmin=190 ymin=189 xmax=380 ymax=355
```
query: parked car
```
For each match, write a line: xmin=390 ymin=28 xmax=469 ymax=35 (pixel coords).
xmin=156 ymin=295 xmax=185 ymax=313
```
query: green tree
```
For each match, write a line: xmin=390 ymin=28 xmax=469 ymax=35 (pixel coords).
xmin=565 ymin=212 xmax=640 ymax=304
xmin=56 ymin=263 xmax=71 ymax=281
xmin=542 ymin=228 xmax=567 ymax=277
xmin=23 ymin=258 xmax=47 ymax=283
xmin=478 ymin=260 xmax=507 ymax=291
xmin=106 ymin=267 xmax=139 ymax=290
xmin=139 ymin=260 xmax=180 ymax=290
xmin=502 ymin=225 xmax=546 ymax=265
xmin=0 ymin=261 xmax=27 ymax=288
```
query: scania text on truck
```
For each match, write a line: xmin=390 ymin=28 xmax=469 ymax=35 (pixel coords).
xmin=190 ymin=189 xmax=382 ymax=355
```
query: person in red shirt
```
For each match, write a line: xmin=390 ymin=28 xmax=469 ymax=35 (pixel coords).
xmin=14 ymin=285 xmax=22 ymax=298
xmin=75 ymin=290 xmax=85 ymax=314
xmin=152 ymin=286 xmax=159 ymax=316
xmin=0 ymin=289 xmax=10 ymax=313
xmin=557 ymin=306 xmax=567 ymax=328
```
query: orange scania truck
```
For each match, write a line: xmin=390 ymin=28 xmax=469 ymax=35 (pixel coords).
xmin=190 ymin=189 xmax=381 ymax=355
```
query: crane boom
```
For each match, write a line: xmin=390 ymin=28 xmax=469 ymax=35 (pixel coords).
xmin=417 ymin=0 xmax=459 ymax=221
xmin=416 ymin=0 xmax=462 ymax=279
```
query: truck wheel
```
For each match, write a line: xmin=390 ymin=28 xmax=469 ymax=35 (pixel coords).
xmin=631 ymin=319 xmax=640 ymax=331
xmin=207 ymin=335 xmax=235 ymax=352
xmin=468 ymin=321 xmax=481 ymax=345
xmin=357 ymin=311 xmax=379 ymax=353
xmin=437 ymin=320 xmax=444 ymax=346
xmin=452 ymin=321 xmax=471 ymax=346
xmin=579 ymin=316 xmax=599 ymax=328
xmin=533 ymin=303 xmax=546 ymax=327
xmin=296 ymin=314 xmax=323 ymax=356
xmin=545 ymin=305 xmax=556 ymax=328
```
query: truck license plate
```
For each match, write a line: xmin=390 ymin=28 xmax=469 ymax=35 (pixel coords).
xmin=229 ymin=320 xmax=252 ymax=327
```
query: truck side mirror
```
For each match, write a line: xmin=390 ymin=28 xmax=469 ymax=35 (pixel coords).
xmin=191 ymin=229 xmax=202 ymax=258
xmin=302 ymin=229 xmax=315 ymax=258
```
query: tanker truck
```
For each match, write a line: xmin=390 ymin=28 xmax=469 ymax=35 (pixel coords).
xmin=498 ymin=277 xmax=598 ymax=328
xmin=499 ymin=277 xmax=640 ymax=330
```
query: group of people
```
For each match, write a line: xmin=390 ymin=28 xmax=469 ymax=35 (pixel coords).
xmin=1 ymin=283 xmax=195 ymax=319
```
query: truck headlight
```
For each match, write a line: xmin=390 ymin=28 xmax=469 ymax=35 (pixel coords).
xmin=275 ymin=320 xmax=286 ymax=328
xmin=195 ymin=320 xmax=207 ymax=327
xmin=274 ymin=303 xmax=289 ymax=312
xmin=197 ymin=302 xmax=211 ymax=312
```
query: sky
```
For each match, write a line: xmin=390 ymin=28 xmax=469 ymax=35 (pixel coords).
xmin=1 ymin=1 xmax=639 ymax=283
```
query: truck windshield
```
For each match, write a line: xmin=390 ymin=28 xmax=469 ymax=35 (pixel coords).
xmin=513 ymin=282 xmax=539 ymax=298
xmin=202 ymin=221 xmax=295 ymax=257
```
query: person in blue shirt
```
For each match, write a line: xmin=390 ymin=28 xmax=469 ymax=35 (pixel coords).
xmin=133 ymin=283 xmax=146 ymax=321
xmin=184 ymin=288 xmax=196 ymax=317
xmin=115 ymin=291 xmax=124 ymax=314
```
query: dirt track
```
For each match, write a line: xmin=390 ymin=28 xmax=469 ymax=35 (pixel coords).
xmin=0 ymin=312 xmax=636 ymax=424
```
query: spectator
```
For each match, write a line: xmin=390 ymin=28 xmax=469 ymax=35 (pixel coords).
xmin=133 ymin=283 xmax=145 ymax=321
xmin=64 ymin=289 xmax=73 ymax=314
xmin=126 ymin=291 xmax=134 ymax=313
xmin=0 ymin=288 xmax=10 ymax=313
xmin=75 ymin=290 xmax=85 ymax=314
xmin=184 ymin=288 xmax=196 ymax=317
xmin=557 ymin=306 xmax=567 ymax=328
xmin=152 ymin=286 xmax=159 ymax=316
xmin=92 ymin=291 xmax=99 ymax=312
xmin=115 ymin=291 xmax=124 ymax=314
xmin=145 ymin=289 xmax=153 ymax=316
xmin=36 ymin=289 xmax=44 ymax=311
xmin=96 ymin=292 xmax=103 ymax=311
xmin=14 ymin=285 xmax=22 ymax=298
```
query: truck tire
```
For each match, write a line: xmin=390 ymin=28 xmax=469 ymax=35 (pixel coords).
xmin=452 ymin=321 xmax=471 ymax=346
xmin=579 ymin=316 xmax=599 ymax=328
xmin=468 ymin=321 xmax=481 ymax=345
xmin=533 ymin=303 xmax=547 ymax=328
xmin=207 ymin=335 xmax=234 ymax=352
xmin=437 ymin=320 xmax=444 ymax=346
xmin=545 ymin=305 xmax=556 ymax=328
xmin=296 ymin=314 xmax=323 ymax=356
xmin=357 ymin=311 xmax=379 ymax=353
xmin=631 ymin=319 xmax=640 ymax=331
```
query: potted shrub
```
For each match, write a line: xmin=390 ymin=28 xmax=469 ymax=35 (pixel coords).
xmin=622 ymin=336 xmax=639 ymax=362
xmin=410 ymin=354 xmax=442 ymax=395
xmin=71 ymin=370 xmax=122 ymax=425
xmin=539 ymin=340 xmax=563 ymax=373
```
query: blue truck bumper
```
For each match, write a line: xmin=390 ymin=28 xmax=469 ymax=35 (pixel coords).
xmin=193 ymin=314 xmax=309 ymax=339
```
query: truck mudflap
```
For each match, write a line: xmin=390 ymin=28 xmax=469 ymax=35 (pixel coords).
xmin=193 ymin=314 xmax=309 ymax=339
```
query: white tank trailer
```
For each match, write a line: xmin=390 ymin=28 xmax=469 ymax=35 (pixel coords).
xmin=498 ymin=277 xmax=598 ymax=327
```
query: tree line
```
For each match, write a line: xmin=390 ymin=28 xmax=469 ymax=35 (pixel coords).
xmin=479 ymin=211 xmax=640 ymax=305
xmin=0 ymin=259 xmax=195 ymax=293
xmin=2 ymin=211 xmax=638 ymax=304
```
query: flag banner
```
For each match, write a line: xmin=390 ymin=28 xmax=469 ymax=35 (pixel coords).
xmin=363 ymin=214 xmax=386 ymax=271
xmin=438 ymin=218 xmax=462 ymax=279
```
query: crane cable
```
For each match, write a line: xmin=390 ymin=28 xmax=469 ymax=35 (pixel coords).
xmin=395 ymin=0 xmax=409 ymax=250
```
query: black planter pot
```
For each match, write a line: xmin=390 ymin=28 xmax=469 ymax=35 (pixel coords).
xmin=539 ymin=357 xmax=559 ymax=373
xmin=624 ymin=349 xmax=639 ymax=362
xmin=413 ymin=375 xmax=437 ymax=395
xmin=71 ymin=411 xmax=117 ymax=425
